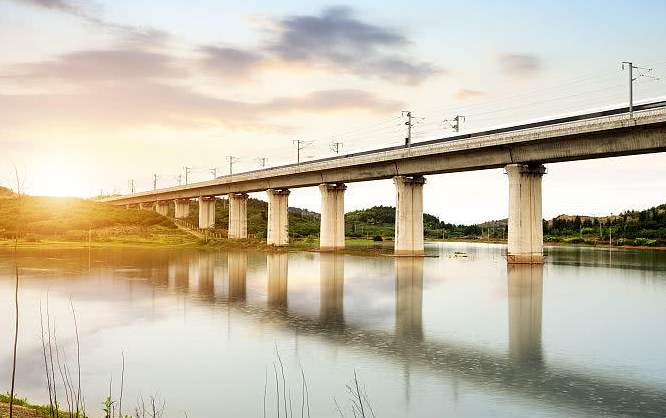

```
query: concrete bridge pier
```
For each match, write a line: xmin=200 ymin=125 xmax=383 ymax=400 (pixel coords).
xmin=174 ymin=199 xmax=190 ymax=219
xmin=198 ymin=196 xmax=216 ymax=229
xmin=155 ymin=201 xmax=169 ymax=216
xmin=394 ymin=176 xmax=426 ymax=256
xmin=267 ymin=189 xmax=290 ymax=246
xmin=319 ymin=183 xmax=346 ymax=250
xmin=228 ymin=193 xmax=249 ymax=239
xmin=506 ymin=164 xmax=546 ymax=264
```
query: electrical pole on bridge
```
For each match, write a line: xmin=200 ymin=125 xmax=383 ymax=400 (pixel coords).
xmin=153 ymin=174 xmax=158 ymax=190
xmin=128 ymin=179 xmax=135 ymax=194
xmin=183 ymin=167 xmax=191 ymax=185
xmin=293 ymin=140 xmax=312 ymax=164
xmin=402 ymin=111 xmax=413 ymax=147
xmin=209 ymin=168 xmax=217 ymax=179
xmin=330 ymin=140 xmax=344 ymax=154
xmin=622 ymin=61 xmax=658 ymax=119
xmin=256 ymin=157 xmax=267 ymax=168
xmin=444 ymin=115 xmax=466 ymax=132
xmin=226 ymin=156 xmax=238 ymax=175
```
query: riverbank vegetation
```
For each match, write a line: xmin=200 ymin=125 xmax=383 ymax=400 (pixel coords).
xmin=1 ymin=190 xmax=665 ymax=249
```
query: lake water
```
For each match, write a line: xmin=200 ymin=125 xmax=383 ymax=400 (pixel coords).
xmin=1 ymin=243 xmax=666 ymax=417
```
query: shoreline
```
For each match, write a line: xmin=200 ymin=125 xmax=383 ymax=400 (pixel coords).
xmin=1 ymin=236 xmax=666 ymax=254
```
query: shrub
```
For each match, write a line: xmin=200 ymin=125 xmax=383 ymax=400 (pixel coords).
xmin=633 ymin=237 xmax=656 ymax=246
xmin=372 ymin=235 xmax=384 ymax=242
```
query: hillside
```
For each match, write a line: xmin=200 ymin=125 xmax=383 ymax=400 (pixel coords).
xmin=0 ymin=186 xmax=14 ymax=198
xmin=543 ymin=204 xmax=666 ymax=246
xmin=345 ymin=205 xmax=484 ymax=240
xmin=0 ymin=196 xmax=190 ymax=245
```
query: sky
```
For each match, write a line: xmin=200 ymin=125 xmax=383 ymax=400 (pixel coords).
xmin=1 ymin=0 xmax=666 ymax=223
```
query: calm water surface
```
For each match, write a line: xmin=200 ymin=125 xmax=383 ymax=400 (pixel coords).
xmin=1 ymin=243 xmax=666 ymax=417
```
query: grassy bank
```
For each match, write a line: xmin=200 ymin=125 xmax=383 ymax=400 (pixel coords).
xmin=0 ymin=394 xmax=56 ymax=418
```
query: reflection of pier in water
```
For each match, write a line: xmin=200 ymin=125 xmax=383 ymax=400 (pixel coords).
xmin=228 ymin=252 xmax=247 ymax=301
xmin=319 ymin=254 xmax=344 ymax=325
xmin=160 ymin=252 xmax=665 ymax=417
xmin=267 ymin=253 xmax=288 ymax=308
xmin=395 ymin=258 xmax=423 ymax=341
xmin=508 ymin=264 xmax=543 ymax=364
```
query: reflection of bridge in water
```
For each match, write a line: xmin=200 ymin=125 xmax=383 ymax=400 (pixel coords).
xmin=144 ymin=251 xmax=665 ymax=417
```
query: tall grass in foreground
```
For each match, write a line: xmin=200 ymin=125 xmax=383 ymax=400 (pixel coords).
xmin=8 ymin=166 xmax=26 ymax=418
xmin=265 ymin=347 xmax=375 ymax=418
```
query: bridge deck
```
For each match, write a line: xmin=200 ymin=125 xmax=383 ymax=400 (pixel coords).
xmin=103 ymin=102 xmax=666 ymax=205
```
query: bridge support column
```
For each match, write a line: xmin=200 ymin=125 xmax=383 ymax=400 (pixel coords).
xmin=267 ymin=189 xmax=290 ymax=246
xmin=174 ymin=199 xmax=190 ymax=219
xmin=228 ymin=193 xmax=249 ymax=239
xmin=155 ymin=201 xmax=169 ymax=216
xmin=506 ymin=164 xmax=546 ymax=264
xmin=198 ymin=197 xmax=216 ymax=229
xmin=319 ymin=183 xmax=346 ymax=250
xmin=394 ymin=176 xmax=425 ymax=256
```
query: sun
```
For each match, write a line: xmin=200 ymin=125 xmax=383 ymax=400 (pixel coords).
xmin=35 ymin=160 xmax=87 ymax=197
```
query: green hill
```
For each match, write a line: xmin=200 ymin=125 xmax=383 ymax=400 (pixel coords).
xmin=0 ymin=196 xmax=187 ymax=245
xmin=345 ymin=205 xmax=483 ymax=240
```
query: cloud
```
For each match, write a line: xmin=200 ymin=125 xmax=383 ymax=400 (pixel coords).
xmin=0 ymin=82 xmax=400 ymax=132
xmin=15 ymin=2 xmax=437 ymax=83
xmin=266 ymin=6 xmax=440 ymax=84
xmin=11 ymin=0 xmax=169 ymax=47
xmin=454 ymin=88 xmax=485 ymax=100
xmin=199 ymin=47 xmax=264 ymax=79
xmin=6 ymin=49 xmax=186 ymax=82
xmin=261 ymin=89 xmax=399 ymax=113
xmin=497 ymin=53 xmax=541 ymax=76
xmin=13 ymin=0 xmax=83 ymax=14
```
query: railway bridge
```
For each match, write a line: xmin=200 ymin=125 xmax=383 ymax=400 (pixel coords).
xmin=101 ymin=102 xmax=666 ymax=263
